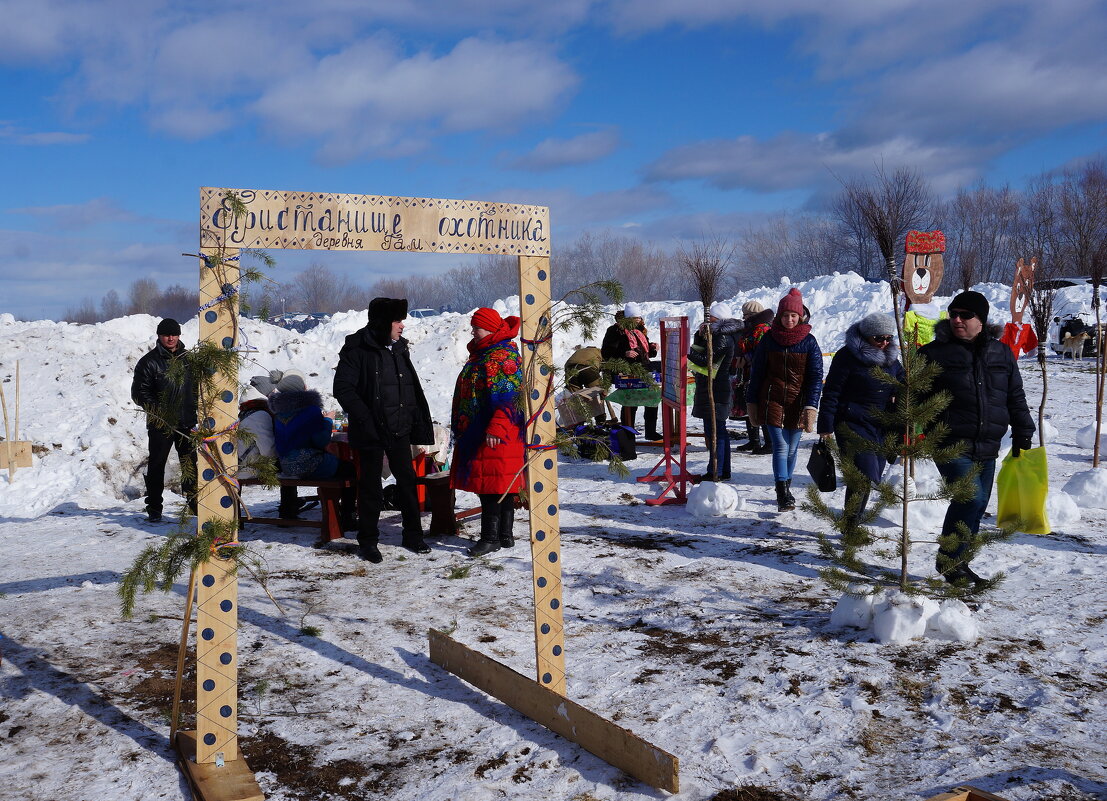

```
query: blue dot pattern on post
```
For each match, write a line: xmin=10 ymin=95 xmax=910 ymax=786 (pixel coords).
xmin=536 ymin=530 xmax=545 ymax=541
xmin=202 ymin=628 xmax=214 ymax=640
xmin=202 ymin=575 xmax=215 ymax=587
xmin=548 ymin=552 xmax=558 ymax=563
xmin=221 ymin=442 xmax=234 ymax=454
xmin=203 ymin=469 xmax=215 ymax=481
xmin=537 ymin=576 xmax=547 ymax=588
xmin=204 ymin=733 xmax=217 ymax=746
xmin=205 ymin=311 xmax=217 ymax=323
xmin=220 ymin=652 xmax=232 ymax=665
xmin=220 ymin=600 xmax=232 ymax=612
xmin=541 ymin=623 xmax=550 ymax=634
xmin=534 ymin=481 xmax=543 ymax=493
xmin=542 ymin=672 xmax=552 ymax=684
xmin=220 ymin=705 xmax=233 ymax=718
xmin=220 ymin=496 xmax=233 ymax=508
xmin=544 ymin=459 xmax=553 ymax=469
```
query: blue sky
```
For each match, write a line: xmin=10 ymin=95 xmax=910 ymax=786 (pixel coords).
xmin=2 ymin=0 xmax=1106 ymax=320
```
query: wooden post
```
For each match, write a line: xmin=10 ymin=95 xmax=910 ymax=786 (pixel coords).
xmin=518 ymin=254 xmax=566 ymax=694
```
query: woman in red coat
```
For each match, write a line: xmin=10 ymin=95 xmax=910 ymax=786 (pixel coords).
xmin=450 ymin=307 xmax=526 ymax=557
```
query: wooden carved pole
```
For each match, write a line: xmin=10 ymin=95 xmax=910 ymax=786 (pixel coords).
xmin=193 ymin=247 xmax=241 ymax=764
xmin=518 ymin=254 xmax=566 ymax=695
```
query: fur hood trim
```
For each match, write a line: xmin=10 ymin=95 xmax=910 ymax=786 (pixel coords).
xmin=845 ymin=322 xmax=901 ymax=366
xmin=269 ymin=389 xmax=324 ymax=415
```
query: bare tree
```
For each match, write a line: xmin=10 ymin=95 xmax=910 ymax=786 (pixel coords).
xmin=1056 ymin=161 xmax=1107 ymax=464
xmin=1016 ymin=175 xmax=1065 ymax=442
xmin=128 ymin=278 xmax=161 ymax=315
xmin=63 ymin=297 xmax=99 ymax=324
xmin=101 ymin=289 xmax=125 ymax=320
xmin=838 ymin=166 xmax=935 ymax=346
xmin=942 ymin=183 xmax=1020 ymax=290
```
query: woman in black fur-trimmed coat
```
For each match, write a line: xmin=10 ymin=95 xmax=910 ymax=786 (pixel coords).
xmin=817 ymin=313 xmax=904 ymax=523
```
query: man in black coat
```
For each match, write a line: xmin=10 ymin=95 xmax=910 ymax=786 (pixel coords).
xmin=131 ymin=318 xmax=197 ymax=522
xmin=920 ymin=291 xmax=1035 ymax=587
xmin=334 ymin=298 xmax=434 ymax=563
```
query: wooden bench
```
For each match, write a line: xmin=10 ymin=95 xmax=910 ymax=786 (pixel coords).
xmin=417 ymin=472 xmax=481 ymax=536
xmin=239 ymin=477 xmax=352 ymax=542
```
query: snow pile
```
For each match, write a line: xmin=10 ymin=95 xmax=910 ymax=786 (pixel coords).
xmin=1045 ymin=489 xmax=1081 ymax=527
xmin=1062 ymin=467 xmax=1107 ymax=509
xmin=832 ymin=589 xmax=978 ymax=643
xmin=687 ymin=482 xmax=744 ymax=516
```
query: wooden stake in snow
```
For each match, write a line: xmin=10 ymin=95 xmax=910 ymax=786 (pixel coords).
xmin=1 ymin=361 xmax=32 ymax=478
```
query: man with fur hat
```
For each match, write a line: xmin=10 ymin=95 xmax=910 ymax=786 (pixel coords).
xmin=334 ymin=298 xmax=434 ymax=562
xmin=131 ymin=318 xmax=197 ymax=522
xmin=920 ymin=291 xmax=1035 ymax=588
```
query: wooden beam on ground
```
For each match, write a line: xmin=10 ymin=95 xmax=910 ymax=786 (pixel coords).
xmin=428 ymin=629 xmax=679 ymax=793
xmin=923 ymin=786 xmax=1011 ymax=801
xmin=176 ymin=731 xmax=264 ymax=801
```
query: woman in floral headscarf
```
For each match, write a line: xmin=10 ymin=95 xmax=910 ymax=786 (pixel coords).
xmin=451 ymin=307 xmax=525 ymax=557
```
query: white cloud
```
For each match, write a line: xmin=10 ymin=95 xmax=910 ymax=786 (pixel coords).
xmin=9 ymin=197 xmax=137 ymax=229
xmin=646 ymin=132 xmax=986 ymax=195
xmin=251 ymin=37 xmax=577 ymax=160
xmin=509 ymin=128 xmax=620 ymax=170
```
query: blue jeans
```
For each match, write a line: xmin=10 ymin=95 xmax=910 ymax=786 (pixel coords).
xmin=936 ymin=456 xmax=996 ymax=566
xmin=702 ymin=413 xmax=731 ymax=478
xmin=766 ymin=425 xmax=803 ymax=481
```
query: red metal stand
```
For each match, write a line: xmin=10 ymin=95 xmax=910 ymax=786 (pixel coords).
xmin=637 ymin=317 xmax=695 ymax=505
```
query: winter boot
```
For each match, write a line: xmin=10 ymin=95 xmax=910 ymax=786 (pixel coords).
xmin=736 ymin=421 xmax=761 ymax=452
xmin=776 ymin=480 xmax=796 ymax=512
xmin=499 ymin=501 xmax=516 ymax=548
xmin=468 ymin=511 xmax=502 ymax=557
xmin=357 ymin=531 xmax=383 ymax=563
xmin=752 ymin=429 xmax=773 ymax=455
xmin=402 ymin=533 xmax=431 ymax=554
xmin=784 ymin=479 xmax=796 ymax=508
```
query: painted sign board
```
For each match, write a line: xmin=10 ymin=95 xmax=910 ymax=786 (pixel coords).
xmin=200 ymin=187 xmax=549 ymax=256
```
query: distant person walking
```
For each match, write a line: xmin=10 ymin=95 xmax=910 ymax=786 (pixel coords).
xmin=450 ymin=307 xmax=526 ymax=557
xmin=131 ymin=318 xmax=197 ymax=522
xmin=334 ymin=298 xmax=434 ymax=563
xmin=747 ymin=289 xmax=823 ymax=512
xmin=920 ymin=291 xmax=1035 ymax=587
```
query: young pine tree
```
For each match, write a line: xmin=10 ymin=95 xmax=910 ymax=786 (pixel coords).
xmin=804 ymin=336 xmax=1013 ymax=599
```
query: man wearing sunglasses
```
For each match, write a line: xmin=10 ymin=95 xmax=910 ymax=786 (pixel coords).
xmin=919 ymin=291 xmax=1035 ymax=588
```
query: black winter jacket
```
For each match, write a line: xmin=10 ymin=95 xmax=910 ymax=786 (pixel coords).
xmin=333 ymin=326 xmax=433 ymax=449
xmin=919 ymin=320 xmax=1035 ymax=460
xmin=689 ymin=317 xmax=742 ymax=417
xmin=131 ymin=341 xmax=197 ymax=432
xmin=817 ymin=322 xmax=905 ymax=442
xmin=600 ymin=320 xmax=656 ymax=367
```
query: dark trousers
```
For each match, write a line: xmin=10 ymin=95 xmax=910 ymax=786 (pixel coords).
xmin=836 ymin=434 xmax=886 ymax=525
xmin=478 ymin=493 xmax=516 ymax=542
xmin=620 ymin=405 xmax=658 ymax=434
xmin=356 ymin=437 xmax=422 ymax=545
xmin=144 ymin=427 xmax=196 ymax=515
xmin=702 ymin=413 xmax=731 ymax=478
xmin=936 ymin=456 xmax=996 ymax=568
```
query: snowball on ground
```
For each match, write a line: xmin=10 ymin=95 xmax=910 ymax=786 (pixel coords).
xmin=1062 ymin=468 xmax=1107 ymax=509
xmin=871 ymin=591 xmax=940 ymax=644
xmin=1045 ymin=490 xmax=1081 ymax=527
xmin=687 ymin=482 xmax=744 ymax=517
xmin=829 ymin=586 xmax=877 ymax=630
xmin=927 ymin=599 xmax=979 ymax=641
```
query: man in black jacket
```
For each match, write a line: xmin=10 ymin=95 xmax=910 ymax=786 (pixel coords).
xmin=131 ymin=318 xmax=197 ymax=522
xmin=920 ymin=291 xmax=1035 ymax=587
xmin=334 ymin=298 xmax=434 ymax=563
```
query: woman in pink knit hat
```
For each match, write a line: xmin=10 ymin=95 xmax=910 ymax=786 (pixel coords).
xmin=746 ymin=288 xmax=824 ymax=511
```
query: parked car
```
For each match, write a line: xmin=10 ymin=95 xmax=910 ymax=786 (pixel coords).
xmin=409 ymin=308 xmax=438 ymax=319
xmin=270 ymin=312 xmax=329 ymax=333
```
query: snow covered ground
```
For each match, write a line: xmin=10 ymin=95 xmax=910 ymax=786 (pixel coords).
xmin=1 ymin=273 xmax=1105 ymax=801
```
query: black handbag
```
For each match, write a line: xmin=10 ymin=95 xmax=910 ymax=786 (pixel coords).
xmin=807 ymin=441 xmax=837 ymax=492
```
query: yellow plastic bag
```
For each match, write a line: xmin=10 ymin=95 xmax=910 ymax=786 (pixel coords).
xmin=996 ymin=445 xmax=1050 ymax=535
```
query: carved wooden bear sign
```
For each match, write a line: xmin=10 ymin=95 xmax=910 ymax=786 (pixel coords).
xmin=1010 ymin=257 xmax=1037 ymax=325
xmin=903 ymin=230 xmax=946 ymax=305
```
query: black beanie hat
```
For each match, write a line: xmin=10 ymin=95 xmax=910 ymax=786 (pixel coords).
xmin=948 ymin=291 xmax=989 ymax=322
xmin=156 ymin=318 xmax=181 ymax=336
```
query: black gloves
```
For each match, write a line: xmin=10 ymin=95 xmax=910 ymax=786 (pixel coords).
xmin=1012 ymin=435 xmax=1033 ymax=457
